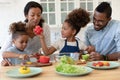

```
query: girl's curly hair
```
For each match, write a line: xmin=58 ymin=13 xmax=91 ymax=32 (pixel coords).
xmin=9 ymin=21 xmax=28 ymax=39
xmin=65 ymin=8 xmax=90 ymax=35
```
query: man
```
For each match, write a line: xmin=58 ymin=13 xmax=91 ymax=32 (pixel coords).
xmin=85 ymin=2 xmax=120 ymax=61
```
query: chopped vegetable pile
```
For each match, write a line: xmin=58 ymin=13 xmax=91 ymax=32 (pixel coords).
xmin=60 ymin=55 xmax=75 ymax=64
xmin=56 ymin=55 xmax=87 ymax=74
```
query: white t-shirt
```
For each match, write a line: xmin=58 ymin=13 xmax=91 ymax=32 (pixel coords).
xmin=51 ymin=38 xmax=87 ymax=52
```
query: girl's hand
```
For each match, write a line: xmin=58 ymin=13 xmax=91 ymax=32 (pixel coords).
xmin=85 ymin=45 xmax=95 ymax=53
xmin=19 ymin=54 xmax=29 ymax=60
xmin=33 ymin=25 xmax=44 ymax=39
xmin=38 ymin=33 xmax=44 ymax=39
xmin=33 ymin=25 xmax=43 ymax=35
xmin=1 ymin=58 xmax=12 ymax=66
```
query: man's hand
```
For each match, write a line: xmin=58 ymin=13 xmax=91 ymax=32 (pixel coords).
xmin=89 ymin=52 xmax=103 ymax=61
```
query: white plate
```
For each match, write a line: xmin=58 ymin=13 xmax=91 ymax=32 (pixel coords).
xmin=6 ymin=67 xmax=42 ymax=78
xmin=56 ymin=66 xmax=93 ymax=76
xmin=87 ymin=61 xmax=120 ymax=70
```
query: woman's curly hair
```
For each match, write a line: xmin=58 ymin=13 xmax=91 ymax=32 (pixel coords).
xmin=65 ymin=8 xmax=90 ymax=35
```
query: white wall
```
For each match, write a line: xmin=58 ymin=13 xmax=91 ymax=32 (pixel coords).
xmin=111 ymin=0 xmax=120 ymax=20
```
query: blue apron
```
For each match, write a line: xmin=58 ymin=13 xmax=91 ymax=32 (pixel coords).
xmin=59 ymin=39 xmax=80 ymax=56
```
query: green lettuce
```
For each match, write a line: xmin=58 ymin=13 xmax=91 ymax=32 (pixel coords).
xmin=56 ymin=63 xmax=86 ymax=73
xmin=60 ymin=55 xmax=75 ymax=64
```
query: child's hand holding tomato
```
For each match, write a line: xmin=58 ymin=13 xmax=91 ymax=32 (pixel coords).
xmin=33 ymin=25 xmax=44 ymax=39
xmin=33 ymin=25 xmax=43 ymax=35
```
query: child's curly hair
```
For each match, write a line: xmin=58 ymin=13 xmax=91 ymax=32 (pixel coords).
xmin=65 ymin=8 xmax=90 ymax=35
xmin=9 ymin=21 xmax=28 ymax=39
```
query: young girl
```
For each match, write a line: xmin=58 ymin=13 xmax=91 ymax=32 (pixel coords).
xmin=3 ymin=21 xmax=30 ymax=65
xmin=38 ymin=8 xmax=90 ymax=59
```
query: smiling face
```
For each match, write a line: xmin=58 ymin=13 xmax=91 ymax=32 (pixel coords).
xmin=61 ymin=22 xmax=76 ymax=40
xmin=25 ymin=7 xmax=42 ymax=27
xmin=93 ymin=11 xmax=111 ymax=31
xmin=13 ymin=35 xmax=29 ymax=51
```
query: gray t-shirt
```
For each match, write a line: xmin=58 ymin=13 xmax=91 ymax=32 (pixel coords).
xmin=6 ymin=46 xmax=29 ymax=65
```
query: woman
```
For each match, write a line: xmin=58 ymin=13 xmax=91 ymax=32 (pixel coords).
xmin=1 ymin=1 xmax=50 ymax=66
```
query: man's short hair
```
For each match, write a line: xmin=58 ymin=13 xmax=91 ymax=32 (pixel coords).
xmin=95 ymin=2 xmax=112 ymax=18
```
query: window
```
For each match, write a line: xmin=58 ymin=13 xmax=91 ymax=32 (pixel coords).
xmin=40 ymin=0 xmax=94 ymax=27
xmin=60 ymin=0 xmax=75 ymax=23
xmin=40 ymin=0 xmax=56 ymax=25
xmin=79 ymin=0 xmax=93 ymax=22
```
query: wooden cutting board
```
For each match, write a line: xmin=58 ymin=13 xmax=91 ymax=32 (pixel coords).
xmin=24 ymin=62 xmax=52 ymax=67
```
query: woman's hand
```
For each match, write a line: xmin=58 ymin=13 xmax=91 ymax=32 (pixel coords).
xmin=1 ymin=58 xmax=12 ymax=66
xmin=30 ymin=53 xmax=43 ymax=59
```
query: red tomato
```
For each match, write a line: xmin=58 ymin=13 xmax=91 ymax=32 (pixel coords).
xmin=92 ymin=62 xmax=97 ymax=66
xmin=97 ymin=62 xmax=104 ymax=66
xmin=33 ymin=25 xmax=43 ymax=35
